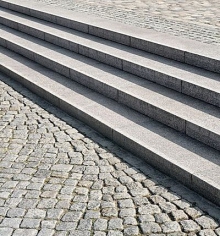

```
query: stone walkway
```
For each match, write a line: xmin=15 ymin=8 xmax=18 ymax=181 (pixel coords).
xmin=0 ymin=72 xmax=220 ymax=236
xmin=32 ymin=0 xmax=220 ymax=45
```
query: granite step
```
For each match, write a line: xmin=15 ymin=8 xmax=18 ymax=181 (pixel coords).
xmin=1 ymin=46 xmax=220 ymax=206
xmin=0 ymin=0 xmax=220 ymax=74
xmin=0 ymin=0 xmax=220 ymax=208
xmin=1 ymin=25 xmax=220 ymax=151
xmin=0 ymin=7 xmax=220 ymax=108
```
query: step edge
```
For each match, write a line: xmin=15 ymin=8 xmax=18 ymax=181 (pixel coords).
xmin=1 ymin=33 xmax=220 ymax=151
xmin=1 ymin=13 xmax=220 ymax=109
xmin=0 ymin=0 xmax=219 ymax=73
xmin=0 ymin=61 xmax=220 ymax=208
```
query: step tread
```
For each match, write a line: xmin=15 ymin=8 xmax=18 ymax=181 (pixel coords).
xmin=1 ymin=7 xmax=220 ymax=95
xmin=0 ymin=0 xmax=220 ymax=75
xmin=1 ymin=25 xmax=220 ymax=137
xmin=1 ymin=46 xmax=220 ymax=193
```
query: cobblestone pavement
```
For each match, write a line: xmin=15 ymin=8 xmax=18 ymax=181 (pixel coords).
xmin=1 ymin=73 xmax=220 ymax=235
xmin=32 ymin=0 xmax=220 ymax=45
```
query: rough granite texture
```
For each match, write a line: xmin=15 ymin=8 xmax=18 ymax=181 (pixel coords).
xmin=0 ymin=74 xmax=219 ymax=235
xmin=32 ymin=0 xmax=220 ymax=45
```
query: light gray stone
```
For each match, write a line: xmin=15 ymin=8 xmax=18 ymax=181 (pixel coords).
xmin=171 ymin=210 xmax=188 ymax=221
xmin=138 ymin=205 xmax=161 ymax=215
xmin=124 ymin=226 xmax=139 ymax=235
xmin=25 ymin=209 xmax=46 ymax=218
xmin=180 ymin=220 xmax=200 ymax=233
xmin=123 ymin=217 xmax=137 ymax=225
xmin=56 ymin=222 xmax=77 ymax=231
xmin=119 ymin=208 xmax=135 ymax=218
xmin=88 ymin=200 xmax=101 ymax=210
xmin=195 ymin=216 xmax=218 ymax=229
xmin=51 ymin=164 xmax=73 ymax=172
xmin=0 ymin=218 xmax=22 ymax=228
xmin=215 ymin=228 xmax=220 ymax=236
xmin=198 ymin=229 xmax=218 ymax=236
xmin=138 ymin=214 xmax=155 ymax=223
xmin=41 ymin=220 xmax=57 ymax=229
xmin=13 ymin=229 xmax=38 ymax=236
xmin=84 ymin=210 xmax=101 ymax=219
xmin=77 ymin=219 xmax=92 ymax=230
xmin=37 ymin=199 xmax=57 ymax=209
xmin=0 ymin=228 xmax=13 ymax=236
xmin=47 ymin=209 xmax=64 ymax=219
xmin=7 ymin=208 xmax=25 ymax=218
xmin=161 ymin=221 xmax=181 ymax=233
xmin=108 ymin=218 xmax=123 ymax=230
xmin=69 ymin=230 xmax=90 ymax=236
xmin=118 ymin=199 xmax=134 ymax=208
xmin=155 ymin=213 xmax=170 ymax=223
xmin=185 ymin=207 xmax=203 ymax=219
xmin=62 ymin=211 xmax=82 ymax=221
xmin=20 ymin=218 xmax=41 ymax=228
xmin=107 ymin=230 xmax=123 ymax=236
xmin=140 ymin=222 xmax=162 ymax=234
xmin=70 ymin=202 xmax=87 ymax=212
xmin=94 ymin=232 xmax=106 ymax=236
xmin=38 ymin=228 xmax=55 ymax=236
xmin=94 ymin=219 xmax=108 ymax=231
xmin=102 ymin=208 xmax=117 ymax=217
xmin=159 ymin=202 xmax=177 ymax=213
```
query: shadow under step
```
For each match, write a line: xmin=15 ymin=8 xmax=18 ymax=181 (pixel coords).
xmin=1 ymin=46 xmax=220 ymax=206
xmin=1 ymin=26 xmax=220 ymax=151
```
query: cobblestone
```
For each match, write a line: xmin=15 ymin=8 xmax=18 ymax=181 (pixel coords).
xmin=32 ymin=0 xmax=220 ymax=45
xmin=171 ymin=210 xmax=188 ymax=221
xmin=6 ymin=208 xmax=25 ymax=218
xmin=198 ymin=229 xmax=217 ymax=236
xmin=38 ymin=228 xmax=55 ymax=236
xmin=0 ymin=76 xmax=219 ymax=235
xmin=123 ymin=217 xmax=137 ymax=226
xmin=196 ymin=216 xmax=219 ymax=229
xmin=77 ymin=219 xmax=93 ymax=230
xmin=161 ymin=222 xmax=181 ymax=233
xmin=108 ymin=218 xmax=123 ymax=230
xmin=180 ymin=220 xmax=201 ymax=233
xmin=20 ymin=218 xmax=41 ymax=228
xmin=124 ymin=226 xmax=139 ymax=235
xmin=155 ymin=213 xmax=171 ymax=224
xmin=0 ymin=228 xmax=13 ymax=236
xmin=1 ymin=217 xmax=22 ymax=228
xmin=140 ymin=222 xmax=162 ymax=234
xmin=13 ymin=229 xmax=38 ymax=236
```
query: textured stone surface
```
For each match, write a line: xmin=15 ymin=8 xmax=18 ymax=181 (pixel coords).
xmin=33 ymin=0 xmax=220 ymax=45
xmin=140 ymin=222 xmax=162 ymax=234
xmin=195 ymin=216 xmax=219 ymax=229
xmin=161 ymin=221 xmax=181 ymax=233
xmin=180 ymin=220 xmax=201 ymax=233
xmin=0 ymin=76 xmax=219 ymax=235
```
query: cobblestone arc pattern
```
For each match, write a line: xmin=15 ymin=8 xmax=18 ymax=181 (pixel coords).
xmin=0 ymin=73 xmax=220 ymax=235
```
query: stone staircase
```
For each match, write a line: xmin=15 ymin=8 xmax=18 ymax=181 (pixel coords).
xmin=0 ymin=0 xmax=220 ymax=205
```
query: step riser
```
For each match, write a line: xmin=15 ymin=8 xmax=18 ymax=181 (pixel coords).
xmin=0 ymin=35 xmax=185 ymax=133
xmin=182 ymin=83 xmax=220 ymax=108
xmin=1 ymin=16 xmax=220 ymax=109
xmin=1 ymin=38 xmax=220 ymax=152
xmin=1 ymin=63 xmax=219 ymax=206
xmin=0 ymin=0 xmax=219 ymax=74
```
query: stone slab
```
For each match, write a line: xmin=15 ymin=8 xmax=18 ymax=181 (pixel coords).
xmin=0 ymin=46 xmax=220 ymax=206
xmin=1 ymin=25 xmax=220 ymax=151
xmin=0 ymin=0 xmax=220 ymax=73
xmin=0 ymin=7 xmax=219 ymax=110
